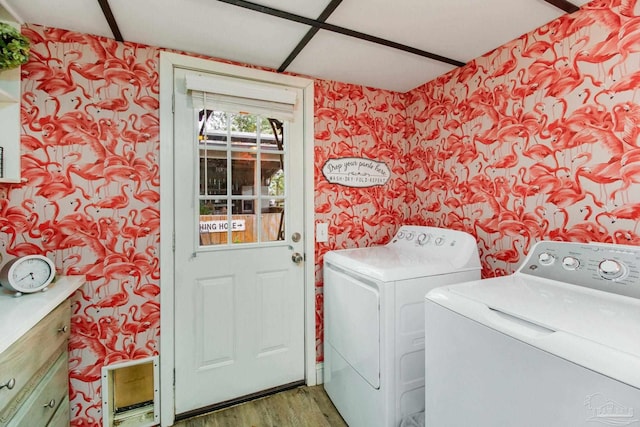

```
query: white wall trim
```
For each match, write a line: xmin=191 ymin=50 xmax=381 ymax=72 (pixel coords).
xmin=315 ymin=362 xmax=324 ymax=385
xmin=159 ymin=51 xmax=315 ymax=426
xmin=158 ymin=51 xmax=175 ymax=427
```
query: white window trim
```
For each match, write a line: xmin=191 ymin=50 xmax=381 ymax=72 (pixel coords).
xmin=159 ymin=51 xmax=315 ymax=427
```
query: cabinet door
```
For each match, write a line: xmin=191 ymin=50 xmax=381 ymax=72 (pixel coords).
xmin=46 ymin=396 xmax=69 ymax=427
xmin=7 ymin=353 xmax=68 ymax=427
xmin=0 ymin=301 xmax=70 ymax=421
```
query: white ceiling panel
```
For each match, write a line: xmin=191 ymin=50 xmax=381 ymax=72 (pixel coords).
xmin=326 ymin=0 xmax=569 ymax=62
xmin=4 ymin=0 xmax=112 ymax=38
xmin=251 ymin=0 xmax=333 ymax=19
xmin=109 ymin=0 xmax=312 ymax=70
xmin=287 ymin=30 xmax=456 ymax=93
xmin=5 ymin=0 xmax=588 ymax=92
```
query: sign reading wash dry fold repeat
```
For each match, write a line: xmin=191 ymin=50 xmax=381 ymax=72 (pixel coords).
xmin=322 ymin=157 xmax=390 ymax=188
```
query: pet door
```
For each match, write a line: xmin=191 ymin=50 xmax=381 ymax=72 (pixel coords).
xmin=102 ymin=356 xmax=159 ymax=427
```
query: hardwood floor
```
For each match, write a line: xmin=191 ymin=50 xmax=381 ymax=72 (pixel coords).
xmin=173 ymin=386 xmax=347 ymax=427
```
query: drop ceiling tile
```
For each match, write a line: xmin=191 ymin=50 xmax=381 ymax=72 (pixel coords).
xmin=109 ymin=0 xmax=312 ymax=70
xmin=250 ymin=0 xmax=333 ymax=19
xmin=4 ymin=0 xmax=112 ymax=38
xmin=287 ymin=30 xmax=455 ymax=93
xmin=326 ymin=0 xmax=570 ymax=62
xmin=6 ymin=0 xmax=595 ymax=93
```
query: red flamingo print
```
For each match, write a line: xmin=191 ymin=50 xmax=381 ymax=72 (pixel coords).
xmin=10 ymin=10 xmax=640 ymax=425
xmin=88 ymin=281 xmax=131 ymax=314
xmin=612 ymin=102 xmax=640 ymax=146
xmin=490 ymin=46 xmax=519 ymax=80
xmin=88 ymin=184 xmax=131 ymax=213
xmin=609 ymin=16 xmax=640 ymax=76
xmin=87 ymin=87 xmax=130 ymax=117
xmin=486 ymin=240 xmax=523 ymax=265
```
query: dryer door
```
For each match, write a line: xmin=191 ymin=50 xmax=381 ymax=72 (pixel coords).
xmin=325 ymin=264 xmax=380 ymax=388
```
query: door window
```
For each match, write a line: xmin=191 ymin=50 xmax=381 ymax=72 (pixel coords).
xmin=197 ymin=110 xmax=286 ymax=247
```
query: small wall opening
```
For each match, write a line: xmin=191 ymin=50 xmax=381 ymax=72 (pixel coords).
xmin=102 ymin=356 xmax=159 ymax=427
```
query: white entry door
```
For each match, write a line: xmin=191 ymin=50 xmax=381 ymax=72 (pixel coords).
xmin=172 ymin=67 xmax=305 ymax=415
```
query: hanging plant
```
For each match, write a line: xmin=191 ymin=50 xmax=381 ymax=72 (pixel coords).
xmin=0 ymin=22 xmax=30 ymax=70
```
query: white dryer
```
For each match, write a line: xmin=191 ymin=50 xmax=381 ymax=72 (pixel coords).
xmin=323 ymin=225 xmax=481 ymax=427
xmin=425 ymin=240 xmax=640 ymax=427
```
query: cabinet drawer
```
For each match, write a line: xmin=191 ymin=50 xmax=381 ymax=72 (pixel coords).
xmin=0 ymin=301 xmax=70 ymax=419
xmin=46 ymin=395 xmax=69 ymax=427
xmin=6 ymin=353 xmax=68 ymax=427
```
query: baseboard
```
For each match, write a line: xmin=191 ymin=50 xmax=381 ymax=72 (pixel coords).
xmin=315 ymin=362 xmax=324 ymax=385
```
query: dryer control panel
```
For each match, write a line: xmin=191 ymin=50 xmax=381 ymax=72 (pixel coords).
xmin=390 ymin=225 xmax=471 ymax=249
xmin=519 ymin=241 xmax=640 ymax=299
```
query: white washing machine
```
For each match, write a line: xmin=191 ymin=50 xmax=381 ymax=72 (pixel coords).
xmin=425 ymin=240 xmax=640 ymax=427
xmin=323 ymin=225 xmax=481 ymax=427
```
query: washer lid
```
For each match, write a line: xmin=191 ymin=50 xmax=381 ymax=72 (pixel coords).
xmin=427 ymin=276 xmax=640 ymax=388
xmin=324 ymin=245 xmax=477 ymax=282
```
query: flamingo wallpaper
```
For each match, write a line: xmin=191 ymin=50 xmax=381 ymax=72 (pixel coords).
xmin=314 ymin=0 xmax=640 ymax=356
xmin=404 ymin=0 xmax=640 ymax=275
xmin=406 ymin=0 xmax=640 ymax=276
xmin=0 ymin=0 xmax=638 ymax=424
xmin=3 ymin=26 xmax=161 ymax=425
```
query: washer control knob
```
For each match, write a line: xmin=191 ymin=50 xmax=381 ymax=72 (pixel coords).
xmin=397 ymin=231 xmax=405 ymax=239
xmin=562 ymin=256 xmax=580 ymax=270
xmin=538 ymin=252 xmax=555 ymax=266
xmin=417 ymin=233 xmax=428 ymax=245
xmin=598 ymin=259 xmax=625 ymax=280
xmin=406 ymin=232 xmax=415 ymax=241
xmin=434 ymin=237 xmax=445 ymax=246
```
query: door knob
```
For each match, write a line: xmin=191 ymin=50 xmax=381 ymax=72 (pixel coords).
xmin=291 ymin=252 xmax=304 ymax=264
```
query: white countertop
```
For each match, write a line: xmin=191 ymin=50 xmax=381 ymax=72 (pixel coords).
xmin=0 ymin=275 xmax=85 ymax=354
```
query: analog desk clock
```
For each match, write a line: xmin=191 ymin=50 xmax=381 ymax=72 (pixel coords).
xmin=0 ymin=255 xmax=56 ymax=297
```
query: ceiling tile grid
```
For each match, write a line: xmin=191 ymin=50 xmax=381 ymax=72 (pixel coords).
xmin=108 ymin=0 xmax=312 ymax=70
xmin=5 ymin=0 xmax=590 ymax=92
xmin=324 ymin=0 xmax=566 ymax=62
xmin=287 ymin=29 xmax=456 ymax=92
xmin=249 ymin=0 xmax=334 ymax=19
xmin=6 ymin=0 xmax=113 ymax=39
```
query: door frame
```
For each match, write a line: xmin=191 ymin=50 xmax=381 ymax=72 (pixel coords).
xmin=158 ymin=51 xmax=316 ymax=427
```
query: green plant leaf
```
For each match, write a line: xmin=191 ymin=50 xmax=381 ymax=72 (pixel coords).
xmin=0 ymin=22 xmax=30 ymax=70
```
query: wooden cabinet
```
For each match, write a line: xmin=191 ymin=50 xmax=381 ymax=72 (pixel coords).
xmin=45 ymin=396 xmax=70 ymax=427
xmin=0 ymin=301 xmax=71 ymax=426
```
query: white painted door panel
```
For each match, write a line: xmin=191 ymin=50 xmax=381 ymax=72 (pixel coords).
xmin=172 ymin=67 xmax=305 ymax=414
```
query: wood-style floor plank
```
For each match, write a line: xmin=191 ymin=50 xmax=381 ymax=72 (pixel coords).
xmin=174 ymin=386 xmax=347 ymax=427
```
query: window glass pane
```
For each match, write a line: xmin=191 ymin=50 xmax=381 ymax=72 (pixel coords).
xmin=261 ymin=117 xmax=274 ymax=135
xmin=230 ymin=113 xmax=258 ymax=148
xmin=263 ymin=160 xmax=284 ymax=199
xmin=230 ymin=203 xmax=256 ymax=244
xmin=196 ymin=108 xmax=288 ymax=247
xmin=261 ymin=118 xmax=280 ymax=150
xmin=200 ymin=199 xmax=226 ymax=216
xmin=200 ymin=110 xmax=228 ymax=144
xmin=233 ymin=154 xmax=257 ymax=196
xmin=200 ymin=157 xmax=227 ymax=196
xmin=262 ymin=205 xmax=284 ymax=242
xmin=199 ymin=201 xmax=227 ymax=247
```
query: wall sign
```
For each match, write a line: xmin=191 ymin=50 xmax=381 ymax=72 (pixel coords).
xmin=322 ymin=157 xmax=390 ymax=188
xmin=199 ymin=219 xmax=246 ymax=233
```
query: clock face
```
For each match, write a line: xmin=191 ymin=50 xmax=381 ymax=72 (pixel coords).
xmin=0 ymin=255 xmax=56 ymax=294
xmin=11 ymin=257 xmax=54 ymax=290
